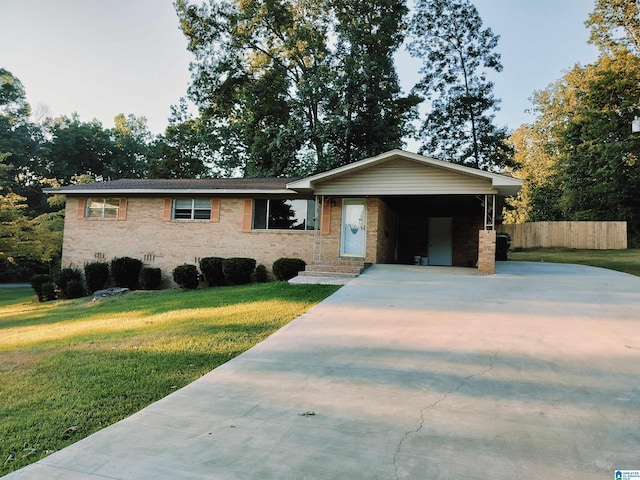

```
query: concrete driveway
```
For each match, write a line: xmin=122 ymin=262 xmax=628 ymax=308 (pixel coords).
xmin=7 ymin=262 xmax=640 ymax=479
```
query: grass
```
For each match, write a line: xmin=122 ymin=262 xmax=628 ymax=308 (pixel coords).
xmin=509 ymin=248 xmax=640 ymax=276
xmin=0 ymin=282 xmax=340 ymax=475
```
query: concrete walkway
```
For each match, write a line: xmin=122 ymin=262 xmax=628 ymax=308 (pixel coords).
xmin=6 ymin=262 xmax=640 ymax=479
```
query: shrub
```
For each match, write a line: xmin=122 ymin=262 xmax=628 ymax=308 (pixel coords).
xmin=30 ymin=274 xmax=52 ymax=301
xmin=55 ymin=268 xmax=83 ymax=297
xmin=66 ymin=280 xmax=85 ymax=299
xmin=199 ymin=257 xmax=225 ymax=286
xmin=172 ymin=264 xmax=199 ymax=289
xmin=139 ymin=267 xmax=162 ymax=290
xmin=84 ymin=261 xmax=110 ymax=293
xmin=222 ymin=258 xmax=256 ymax=285
xmin=111 ymin=257 xmax=143 ymax=290
xmin=41 ymin=282 xmax=57 ymax=302
xmin=254 ymin=264 xmax=269 ymax=283
xmin=272 ymin=257 xmax=306 ymax=281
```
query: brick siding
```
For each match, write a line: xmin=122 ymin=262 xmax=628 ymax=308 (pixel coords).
xmin=62 ymin=197 xmax=314 ymax=287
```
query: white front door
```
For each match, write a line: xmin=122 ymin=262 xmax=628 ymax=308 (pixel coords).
xmin=429 ymin=217 xmax=452 ymax=266
xmin=341 ymin=199 xmax=366 ymax=257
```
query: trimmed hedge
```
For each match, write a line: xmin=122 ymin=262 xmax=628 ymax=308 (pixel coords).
xmin=199 ymin=257 xmax=225 ymax=286
xmin=41 ymin=282 xmax=56 ymax=302
xmin=139 ymin=267 xmax=162 ymax=290
xmin=254 ymin=264 xmax=268 ymax=283
xmin=66 ymin=280 xmax=85 ymax=299
xmin=172 ymin=264 xmax=199 ymax=289
xmin=84 ymin=261 xmax=110 ymax=293
xmin=222 ymin=258 xmax=256 ymax=285
xmin=111 ymin=257 xmax=143 ymax=290
xmin=272 ymin=257 xmax=306 ymax=281
xmin=30 ymin=274 xmax=52 ymax=301
xmin=55 ymin=268 xmax=83 ymax=298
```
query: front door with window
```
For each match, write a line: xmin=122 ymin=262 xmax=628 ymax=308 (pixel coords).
xmin=341 ymin=199 xmax=366 ymax=257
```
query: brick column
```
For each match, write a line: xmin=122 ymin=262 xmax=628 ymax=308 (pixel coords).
xmin=478 ymin=229 xmax=496 ymax=275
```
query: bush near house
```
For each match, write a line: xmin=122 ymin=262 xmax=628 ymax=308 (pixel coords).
xmin=272 ymin=257 xmax=306 ymax=281
xmin=222 ymin=258 xmax=256 ymax=285
xmin=41 ymin=282 xmax=56 ymax=301
xmin=66 ymin=279 xmax=85 ymax=299
xmin=29 ymin=274 xmax=52 ymax=301
xmin=55 ymin=268 xmax=83 ymax=298
xmin=199 ymin=257 xmax=225 ymax=286
xmin=111 ymin=257 xmax=143 ymax=290
xmin=139 ymin=267 xmax=162 ymax=290
xmin=254 ymin=264 xmax=269 ymax=283
xmin=172 ymin=264 xmax=200 ymax=289
xmin=84 ymin=261 xmax=110 ymax=293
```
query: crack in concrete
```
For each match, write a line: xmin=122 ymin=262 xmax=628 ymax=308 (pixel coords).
xmin=392 ymin=350 xmax=498 ymax=480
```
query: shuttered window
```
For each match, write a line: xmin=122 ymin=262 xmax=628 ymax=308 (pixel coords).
xmin=86 ymin=198 xmax=122 ymax=219
xmin=172 ymin=199 xmax=211 ymax=220
xmin=252 ymin=199 xmax=315 ymax=230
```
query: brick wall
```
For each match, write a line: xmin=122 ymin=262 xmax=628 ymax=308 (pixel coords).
xmin=452 ymin=215 xmax=483 ymax=267
xmin=62 ymin=196 xmax=314 ymax=287
xmin=374 ymin=199 xmax=398 ymax=263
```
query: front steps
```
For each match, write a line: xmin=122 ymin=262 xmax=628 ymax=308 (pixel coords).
xmin=298 ymin=259 xmax=371 ymax=279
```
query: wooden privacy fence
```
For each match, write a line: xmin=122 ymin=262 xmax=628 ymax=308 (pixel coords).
xmin=497 ymin=221 xmax=627 ymax=250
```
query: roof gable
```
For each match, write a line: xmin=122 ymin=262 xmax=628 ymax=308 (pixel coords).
xmin=287 ymin=149 xmax=522 ymax=196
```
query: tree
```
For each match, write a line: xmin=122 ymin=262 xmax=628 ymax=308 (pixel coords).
xmin=324 ymin=0 xmax=420 ymax=168
xmin=408 ymin=0 xmax=511 ymax=170
xmin=0 ymin=69 xmax=46 ymax=213
xmin=41 ymin=114 xmax=113 ymax=183
xmin=108 ymin=113 xmax=152 ymax=179
xmin=586 ymin=0 xmax=640 ymax=56
xmin=148 ymin=109 xmax=218 ymax=178
xmin=557 ymin=53 xmax=640 ymax=240
xmin=176 ymin=0 xmax=415 ymax=175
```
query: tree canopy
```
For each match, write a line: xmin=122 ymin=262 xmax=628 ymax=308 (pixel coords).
xmin=176 ymin=0 xmax=419 ymax=176
xmin=407 ymin=0 xmax=510 ymax=170
xmin=507 ymin=0 xmax=640 ymax=245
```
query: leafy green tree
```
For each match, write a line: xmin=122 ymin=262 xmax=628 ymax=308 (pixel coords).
xmin=586 ymin=0 xmax=640 ymax=55
xmin=504 ymin=123 xmax=563 ymax=224
xmin=557 ymin=53 xmax=640 ymax=240
xmin=177 ymin=0 xmax=331 ymax=175
xmin=148 ymin=111 xmax=218 ymax=178
xmin=176 ymin=0 xmax=415 ymax=175
xmin=408 ymin=0 xmax=511 ymax=170
xmin=41 ymin=114 xmax=113 ymax=182
xmin=0 ymin=69 xmax=47 ymax=213
xmin=108 ymin=113 xmax=152 ymax=179
xmin=324 ymin=0 xmax=420 ymax=168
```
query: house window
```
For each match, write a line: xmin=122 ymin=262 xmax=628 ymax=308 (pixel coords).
xmin=86 ymin=198 xmax=120 ymax=219
xmin=253 ymin=199 xmax=315 ymax=230
xmin=173 ymin=199 xmax=211 ymax=220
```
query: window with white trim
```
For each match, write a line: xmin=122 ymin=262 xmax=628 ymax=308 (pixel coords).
xmin=173 ymin=199 xmax=211 ymax=220
xmin=253 ymin=199 xmax=315 ymax=230
xmin=86 ymin=198 xmax=120 ymax=219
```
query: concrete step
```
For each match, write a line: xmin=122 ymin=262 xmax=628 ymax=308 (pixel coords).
xmin=298 ymin=270 xmax=360 ymax=278
xmin=301 ymin=260 xmax=371 ymax=278
xmin=305 ymin=264 xmax=364 ymax=274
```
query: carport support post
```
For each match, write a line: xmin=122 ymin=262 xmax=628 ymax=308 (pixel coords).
xmin=478 ymin=194 xmax=497 ymax=274
xmin=478 ymin=230 xmax=496 ymax=274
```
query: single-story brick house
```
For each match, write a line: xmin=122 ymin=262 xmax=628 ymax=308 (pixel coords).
xmin=46 ymin=149 xmax=522 ymax=285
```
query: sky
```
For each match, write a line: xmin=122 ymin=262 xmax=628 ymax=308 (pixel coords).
xmin=1 ymin=0 xmax=600 ymax=138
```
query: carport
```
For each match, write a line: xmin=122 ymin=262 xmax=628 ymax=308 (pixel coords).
xmin=288 ymin=150 xmax=522 ymax=274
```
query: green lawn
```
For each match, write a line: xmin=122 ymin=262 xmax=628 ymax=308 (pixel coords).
xmin=508 ymin=248 xmax=640 ymax=276
xmin=0 ymin=282 xmax=340 ymax=475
